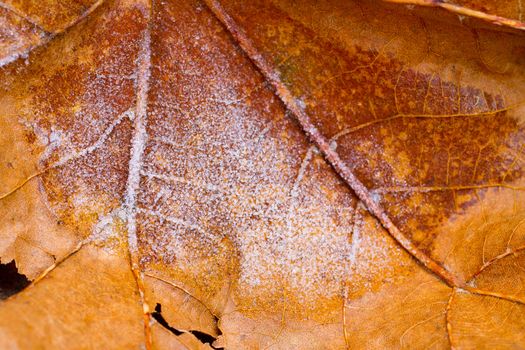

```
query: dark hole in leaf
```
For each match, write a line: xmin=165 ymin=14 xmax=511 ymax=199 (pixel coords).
xmin=151 ymin=303 xmax=223 ymax=349
xmin=0 ymin=260 xmax=30 ymax=300
xmin=191 ymin=330 xmax=220 ymax=347
xmin=151 ymin=303 xmax=183 ymax=336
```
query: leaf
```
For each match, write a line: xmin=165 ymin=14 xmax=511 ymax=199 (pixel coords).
xmin=386 ymin=0 xmax=525 ymax=27
xmin=0 ymin=0 xmax=524 ymax=349
xmin=0 ymin=0 xmax=102 ymax=65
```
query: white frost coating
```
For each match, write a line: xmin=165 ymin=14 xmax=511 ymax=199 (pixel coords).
xmin=329 ymin=139 xmax=337 ymax=151
xmin=88 ymin=207 xmax=127 ymax=250
xmin=19 ymin=118 xmax=51 ymax=145
xmin=0 ymin=0 xmax=108 ymax=68
xmin=40 ymin=127 xmax=65 ymax=163
xmin=54 ymin=109 xmax=133 ymax=167
xmin=20 ymin=109 xmax=132 ymax=168
xmin=285 ymin=146 xmax=314 ymax=238
xmin=125 ymin=27 xmax=151 ymax=253
xmin=371 ymin=191 xmax=382 ymax=204
xmin=141 ymin=171 xmax=221 ymax=193
xmin=348 ymin=214 xmax=361 ymax=264
xmin=295 ymin=97 xmax=306 ymax=110
xmin=291 ymin=146 xmax=314 ymax=198
xmin=0 ymin=44 xmax=39 ymax=68
xmin=138 ymin=208 xmax=212 ymax=238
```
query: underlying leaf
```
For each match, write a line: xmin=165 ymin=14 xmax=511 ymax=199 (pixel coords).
xmin=0 ymin=245 xmax=144 ymax=349
xmin=0 ymin=6 xmax=44 ymax=65
xmin=1 ymin=0 xmax=102 ymax=32
xmin=386 ymin=0 xmax=525 ymax=27
xmin=0 ymin=0 xmax=105 ymax=67
xmin=0 ymin=0 xmax=524 ymax=349
xmin=204 ymin=0 xmax=525 ymax=347
xmin=0 ymin=0 xmax=146 ymax=279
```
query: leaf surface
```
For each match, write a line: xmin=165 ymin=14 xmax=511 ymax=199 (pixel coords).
xmin=0 ymin=0 xmax=524 ymax=349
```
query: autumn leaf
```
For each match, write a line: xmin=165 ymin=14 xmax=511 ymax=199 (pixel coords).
xmin=0 ymin=0 xmax=524 ymax=349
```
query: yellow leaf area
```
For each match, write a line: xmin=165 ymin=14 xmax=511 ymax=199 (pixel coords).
xmin=0 ymin=0 xmax=524 ymax=349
